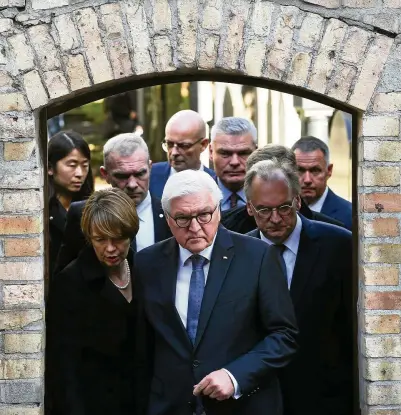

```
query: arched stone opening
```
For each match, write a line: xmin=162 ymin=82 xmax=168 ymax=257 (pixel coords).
xmin=0 ymin=1 xmax=399 ymax=413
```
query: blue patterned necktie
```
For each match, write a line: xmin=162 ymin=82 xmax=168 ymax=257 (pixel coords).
xmin=273 ymin=244 xmax=287 ymax=283
xmin=186 ymin=254 xmax=207 ymax=345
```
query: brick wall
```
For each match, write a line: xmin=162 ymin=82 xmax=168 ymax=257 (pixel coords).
xmin=0 ymin=0 xmax=400 ymax=413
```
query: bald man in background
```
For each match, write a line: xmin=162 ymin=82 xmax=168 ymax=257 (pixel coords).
xmin=149 ymin=110 xmax=216 ymax=198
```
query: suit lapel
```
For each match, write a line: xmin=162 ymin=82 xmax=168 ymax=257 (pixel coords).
xmin=151 ymin=195 xmax=168 ymax=242
xmin=321 ymin=188 xmax=337 ymax=216
xmin=194 ymin=227 xmax=234 ymax=350
xmin=290 ymin=217 xmax=320 ymax=306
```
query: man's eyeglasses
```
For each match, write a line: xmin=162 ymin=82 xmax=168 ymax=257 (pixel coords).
xmin=162 ymin=137 xmax=206 ymax=153
xmin=249 ymin=199 xmax=296 ymax=220
xmin=169 ymin=205 xmax=218 ymax=228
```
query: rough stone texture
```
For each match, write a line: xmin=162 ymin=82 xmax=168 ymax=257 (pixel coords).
xmin=0 ymin=1 xmax=399 ymax=413
xmin=308 ymin=19 xmax=347 ymax=94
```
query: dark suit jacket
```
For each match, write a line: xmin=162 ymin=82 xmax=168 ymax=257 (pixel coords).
xmin=149 ymin=162 xmax=216 ymax=199
xmin=221 ymin=199 xmax=345 ymax=235
xmin=48 ymin=196 xmax=67 ymax=281
xmin=135 ymin=226 xmax=298 ymax=415
xmin=54 ymin=195 xmax=171 ymax=275
xmin=321 ymin=188 xmax=352 ymax=231
xmin=46 ymin=246 xmax=140 ymax=415
xmin=247 ymin=216 xmax=353 ymax=415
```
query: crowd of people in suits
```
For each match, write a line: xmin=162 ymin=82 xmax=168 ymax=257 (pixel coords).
xmin=45 ymin=109 xmax=353 ymax=415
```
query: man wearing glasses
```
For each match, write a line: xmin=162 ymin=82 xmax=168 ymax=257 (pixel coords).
xmin=245 ymin=159 xmax=353 ymax=415
xmin=135 ymin=169 xmax=298 ymax=415
xmin=149 ymin=110 xmax=216 ymax=199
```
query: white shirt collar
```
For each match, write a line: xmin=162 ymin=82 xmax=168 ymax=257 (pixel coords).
xmin=308 ymin=186 xmax=329 ymax=213
xmin=170 ymin=164 xmax=205 ymax=176
xmin=136 ymin=192 xmax=152 ymax=220
xmin=259 ymin=214 xmax=302 ymax=256
xmin=178 ymin=234 xmax=216 ymax=267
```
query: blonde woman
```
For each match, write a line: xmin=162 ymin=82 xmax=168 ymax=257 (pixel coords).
xmin=47 ymin=188 xmax=141 ymax=415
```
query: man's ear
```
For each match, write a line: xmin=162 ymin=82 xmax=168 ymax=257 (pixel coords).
xmin=200 ymin=138 xmax=209 ymax=152
xmin=149 ymin=159 xmax=153 ymax=169
xmin=48 ymin=167 xmax=54 ymax=176
xmin=99 ymin=166 xmax=110 ymax=183
xmin=246 ymin=202 xmax=254 ymax=217
xmin=209 ymin=143 xmax=213 ymax=161
xmin=327 ymin=163 xmax=333 ymax=179
xmin=295 ymin=196 xmax=302 ymax=211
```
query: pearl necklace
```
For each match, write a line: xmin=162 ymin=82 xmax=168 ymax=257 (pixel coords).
xmin=109 ymin=259 xmax=130 ymax=290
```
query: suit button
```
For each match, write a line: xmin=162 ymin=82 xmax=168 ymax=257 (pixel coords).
xmin=192 ymin=360 xmax=200 ymax=368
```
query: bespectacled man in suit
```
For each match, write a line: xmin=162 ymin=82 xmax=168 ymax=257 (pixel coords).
xmin=54 ymin=133 xmax=171 ymax=274
xmin=245 ymin=158 xmax=353 ymax=415
xmin=149 ymin=110 xmax=216 ymax=199
xmin=134 ymin=169 xmax=298 ymax=415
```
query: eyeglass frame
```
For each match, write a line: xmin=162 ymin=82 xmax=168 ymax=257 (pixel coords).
xmin=161 ymin=136 xmax=207 ymax=153
xmin=249 ymin=198 xmax=297 ymax=220
xmin=167 ymin=204 xmax=219 ymax=228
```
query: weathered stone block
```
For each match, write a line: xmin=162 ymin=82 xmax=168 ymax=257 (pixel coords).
xmin=365 ymin=314 xmax=400 ymax=334
xmin=0 ymin=19 xmax=13 ymax=34
xmin=383 ymin=0 xmax=401 ymax=6
xmin=198 ymin=35 xmax=219 ymax=69
xmin=0 ymin=71 xmax=12 ymax=88
xmin=366 ymin=359 xmax=401 ymax=381
xmin=153 ymin=36 xmax=174 ymax=72
xmin=364 ymin=141 xmax=401 ymax=162
xmin=203 ymin=0 xmax=223 ymax=31
xmin=2 ymin=359 xmax=42 ymax=379
xmin=0 ymin=407 xmax=41 ymax=415
xmin=176 ymin=0 xmax=197 ymax=66
xmin=298 ymin=13 xmax=323 ymax=48
xmin=304 ymin=0 xmax=340 ymax=7
xmin=287 ymin=52 xmax=312 ymax=87
xmin=327 ymin=63 xmax=357 ymax=102
xmin=349 ymin=34 xmax=393 ymax=110
xmin=3 ymin=284 xmax=43 ymax=308
xmin=342 ymin=27 xmax=370 ymax=64
xmin=64 ymin=54 xmax=91 ymax=91
xmin=43 ymin=71 xmax=69 ymax=100
xmin=4 ymin=333 xmax=42 ymax=353
xmin=152 ymin=0 xmax=172 ymax=33
xmin=32 ymin=0 xmax=68 ymax=9
xmin=0 ymin=170 xmax=41 ymax=189
xmin=28 ymin=25 xmax=60 ymax=72
xmin=0 ymin=379 xmax=42 ymax=403
xmin=361 ymin=193 xmax=401 ymax=213
xmin=75 ymin=8 xmax=113 ymax=84
xmin=308 ymin=19 xmax=347 ymax=94
xmin=23 ymin=71 xmax=48 ymax=110
xmin=344 ymin=0 xmax=378 ymax=6
xmin=365 ymin=244 xmax=401 ymax=263
xmin=365 ymin=291 xmax=401 ymax=309
xmin=0 ymin=261 xmax=43 ymax=281
xmin=0 ymin=216 xmax=41 ymax=235
xmin=4 ymin=141 xmax=35 ymax=161
xmin=2 ymin=191 xmax=42 ymax=213
xmin=54 ymin=13 xmax=80 ymax=51
xmin=4 ymin=238 xmax=41 ymax=257
xmin=364 ymin=218 xmax=400 ymax=237
xmin=244 ymin=39 xmax=266 ymax=77
xmin=363 ymin=13 xmax=399 ymax=34
xmin=0 ymin=115 xmax=35 ymax=140
xmin=367 ymin=383 xmax=401 ymax=405
xmin=0 ymin=310 xmax=42 ymax=330
xmin=373 ymin=93 xmax=401 ymax=112
xmin=364 ymin=335 xmax=401 ymax=357
xmin=0 ymin=94 xmax=28 ymax=112
xmin=124 ymin=2 xmax=153 ymax=74
xmin=363 ymin=116 xmax=399 ymax=137
xmin=8 ymin=34 xmax=35 ymax=72
xmin=362 ymin=166 xmax=399 ymax=187
xmin=251 ymin=0 xmax=273 ymax=37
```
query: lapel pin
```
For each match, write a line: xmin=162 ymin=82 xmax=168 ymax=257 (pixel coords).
xmin=223 ymin=256 xmax=228 ymax=260
xmin=159 ymin=214 xmax=164 ymax=218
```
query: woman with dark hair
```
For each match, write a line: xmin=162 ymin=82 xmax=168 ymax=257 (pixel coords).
xmin=47 ymin=188 xmax=141 ymax=415
xmin=48 ymin=130 xmax=94 ymax=280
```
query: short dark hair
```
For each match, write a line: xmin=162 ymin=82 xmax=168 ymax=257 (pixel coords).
xmin=291 ymin=136 xmax=330 ymax=164
xmin=48 ymin=130 xmax=94 ymax=201
xmin=246 ymin=144 xmax=296 ymax=171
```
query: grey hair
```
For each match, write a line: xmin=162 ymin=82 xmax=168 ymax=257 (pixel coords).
xmin=291 ymin=136 xmax=330 ymax=164
xmin=211 ymin=117 xmax=258 ymax=146
xmin=161 ymin=169 xmax=223 ymax=213
xmin=246 ymin=144 xmax=296 ymax=171
xmin=244 ymin=159 xmax=301 ymax=200
xmin=103 ymin=133 xmax=149 ymax=166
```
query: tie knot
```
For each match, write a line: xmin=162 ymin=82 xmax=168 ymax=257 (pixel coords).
xmin=273 ymin=244 xmax=286 ymax=256
xmin=191 ymin=254 xmax=207 ymax=270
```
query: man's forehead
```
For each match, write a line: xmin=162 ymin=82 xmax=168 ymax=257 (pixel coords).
xmin=214 ymin=132 xmax=255 ymax=147
xmin=294 ymin=149 xmax=325 ymax=165
xmin=107 ymin=152 xmax=149 ymax=168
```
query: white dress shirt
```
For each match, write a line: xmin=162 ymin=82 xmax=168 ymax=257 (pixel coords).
xmin=169 ymin=164 xmax=205 ymax=177
xmin=260 ymin=214 xmax=302 ymax=288
xmin=175 ymin=238 xmax=241 ymax=398
xmin=135 ymin=192 xmax=155 ymax=252
xmin=308 ymin=186 xmax=329 ymax=213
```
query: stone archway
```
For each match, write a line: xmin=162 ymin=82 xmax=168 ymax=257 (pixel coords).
xmin=0 ymin=1 xmax=400 ymax=413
